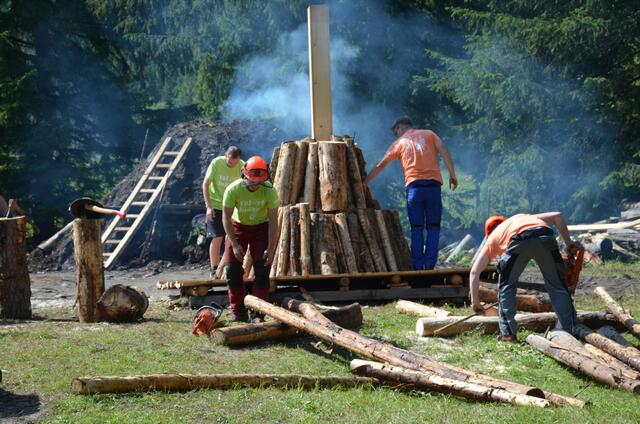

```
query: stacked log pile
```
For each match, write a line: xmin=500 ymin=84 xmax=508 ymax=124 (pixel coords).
xmin=268 ymin=136 xmax=412 ymax=278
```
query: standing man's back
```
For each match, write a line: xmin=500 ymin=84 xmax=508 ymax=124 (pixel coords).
xmin=365 ymin=117 xmax=457 ymax=270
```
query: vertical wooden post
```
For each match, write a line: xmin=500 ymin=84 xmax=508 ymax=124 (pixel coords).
xmin=73 ymin=218 xmax=105 ymax=323
xmin=308 ymin=4 xmax=332 ymax=141
xmin=0 ymin=217 xmax=32 ymax=319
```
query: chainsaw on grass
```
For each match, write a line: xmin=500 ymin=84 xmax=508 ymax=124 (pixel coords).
xmin=192 ymin=302 xmax=225 ymax=336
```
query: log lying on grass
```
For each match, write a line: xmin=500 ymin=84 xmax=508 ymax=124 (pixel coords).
xmin=395 ymin=300 xmax=451 ymax=318
xmin=211 ymin=302 xmax=363 ymax=347
xmin=416 ymin=312 xmax=619 ymax=337
xmin=479 ymin=285 xmax=553 ymax=313
xmin=573 ymin=324 xmax=640 ymax=371
xmin=71 ymin=373 xmax=378 ymax=395
xmin=595 ymin=286 xmax=640 ymax=340
xmin=244 ymin=295 xmax=584 ymax=407
xmin=526 ymin=334 xmax=640 ymax=393
xmin=350 ymin=360 xmax=549 ymax=408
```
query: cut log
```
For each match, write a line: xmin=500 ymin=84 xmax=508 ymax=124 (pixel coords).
xmin=269 ymin=146 xmax=281 ymax=183
xmin=416 ymin=312 xmax=619 ymax=337
xmin=71 ymin=373 xmax=377 ymax=395
xmin=273 ymin=142 xmax=298 ymax=206
xmin=73 ymin=218 xmax=105 ymax=323
xmin=97 ymin=285 xmax=148 ymax=322
xmin=288 ymin=206 xmax=301 ymax=276
xmin=289 ymin=140 xmax=309 ymax=204
xmin=303 ymin=142 xmax=319 ymax=211
xmin=584 ymin=237 xmax=613 ymax=259
xmin=594 ymin=286 xmax=640 ymax=340
xmin=311 ymin=213 xmax=339 ymax=275
xmin=375 ymin=210 xmax=399 ymax=272
xmin=298 ymin=203 xmax=313 ymax=276
xmin=275 ymin=206 xmax=291 ymax=277
xmin=396 ymin=300 xmax=451 ymax=318
xmin=597 ymin=326 xmax=633 ymax=347
xmin=357 ymin=209 xmax=387 ymax=272
xmin=0 ymin=217 xmax=32 ymax=319
xmin=317 ymin=141 xmax=349 ymax=212
xmin=249 ymin=296 xmax=584 ymax=407
xmin=347 ymin=212 xmax=375 ymax=272
xmin=333 ymin=213 xmax=358 ymax=273
xmin=573 ymin=323 xmax=640 ymax=371
xmin=479 ymin=284 xmax=553 ymax=313
xmin=331 ymin=219 xmax=349 ymax=274
xmin=350 ymin=360 xmax=549 ymax=408
xmin=344 ymin=139 xmax=367 ymax=209
xmin=242 ymin=249 xmax=253 ymax=281
xmin=388 ymin=210 xmax=412 ymax=270
xmin=270 ymin=207 xmax=284 ymax=279
xmin=212 ymin=302 xmax=363 ymax=346
xmin=526 ymin=334 xmax=640 ymax=393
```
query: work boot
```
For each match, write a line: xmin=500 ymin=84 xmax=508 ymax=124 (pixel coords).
xmin=232 ymin=311 xmax=249 ymax=323
xmin=249 ymin=310 xmax=265 ymax=323
xmin=497 ymin=334 xmax=517 ymax=343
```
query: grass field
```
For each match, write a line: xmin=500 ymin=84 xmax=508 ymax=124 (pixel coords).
xmin=2 ymin=289 xmax=640 ymax=423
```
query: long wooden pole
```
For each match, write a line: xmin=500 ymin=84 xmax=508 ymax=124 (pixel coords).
xmin=246 ymin=295 xmax=583 ymax=406
xmin=71 ymin=373 xmax=377 ymax=395
xmin=307 ymin=5 xmax=332 ymax=140
xmin=595 ymin=286 xmax=640 ymax=340
xmin=350 ymin=360 xmax=549 ymax=408
xmin=573 ymin=323 xmax=640 ymax=371
xmin=395 ymin=300 xmax=451 ymax=318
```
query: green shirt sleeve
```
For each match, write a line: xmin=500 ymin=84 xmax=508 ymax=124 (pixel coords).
xmin=222 ymin=182 xmax=236 ymax=209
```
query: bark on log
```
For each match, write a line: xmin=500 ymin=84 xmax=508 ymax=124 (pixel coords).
xmin=597 ymin=326 xmax=633 ymax=347
xmin=98 ymin=285 xmax=148 ymax=322
xmin=73 ymin=218 xmax=105 ymax=323
xmin=354 ymin=146 xmax=377 ymax=209
xmin=387 ymin=210 xmax=412 ymax=270
xmin=347 ymin=212 xmax=375 ymax=272
xmin=275 ymin=206 xmax=291 ymax=277
xmin=273 ymin=142 xmax=298 ymax=206
xmin=318 ymin=141 xmax=349 ymax=212
xmin=71 ymin=373 xmax=377 ymax=395
xmin=333 ymin=213 xmax=359 ymax=273
xmin=303 ymin=142 xmax=319 ymax=211
xmin=526 ymin=334 xmax=640 ymax=393
xmin=573 ymin=323 xmax=640 ymax=371
xmin=479 ymin=284 xmax=553 ymax=313
xmin=344 ymin=139 xmax=367 ymax=209
xmin=350 ymin=360 xmax=549 ymax=408
xmin=357 ymin=209 xmax=387 ymax=272
xmin=381 ymin=210 xmax=405 ymax=271
xmin=416 ymin=312 xmax=619 ymax=337
xmin=311 ymin=213 xmax=339 ymax=275
xmin=584 ymin=237 xmax=613 ymax=259
xmin=289 ymin=140 xmax=309 ymax=204
xmin=248 ymin=295 xmax=583 ymax=407
xmin=242 ymin=249 xmax=253 ymax=281
xmin=396 ymin=300 xmax=451 ymax=318
xmin=595 ymin=286 xmax=640 ymax=340
xmin=298 ymin=203 xmax=313 ymax=276
xmin=289 ymin=206 xmax=301 ymax=276
xmin=269 ymin=146 xmax=281 ymax=183
xmin=0 ymin=217 xmax=32 ymax=319
xmin=375 ymin=210 xmax=399 ymax=272
xmin=270 ymin=207 xmax=284 ymax=279
xmin=331 ymin=219 xmax=349 ymax=274
xmin=212 ymin=302 xmax=363 ymax=346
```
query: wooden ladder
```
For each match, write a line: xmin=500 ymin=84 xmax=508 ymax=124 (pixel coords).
xmin=102 ymin=136 xmax=193 ymax=269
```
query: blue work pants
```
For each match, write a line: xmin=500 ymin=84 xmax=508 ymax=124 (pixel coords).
xmin=406 ymin=180 xmax=442 ymax=270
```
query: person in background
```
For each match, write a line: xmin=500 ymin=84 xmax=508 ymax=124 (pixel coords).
xmin=222 ymin=156 xmax=279 ymax=322
xmin=364 ymin=117 xmax=457 ymax=270
xmin=202 ymin=146 xmax=244 ymax=278
xmin=468 ymin=212 xmax=581 ymax=342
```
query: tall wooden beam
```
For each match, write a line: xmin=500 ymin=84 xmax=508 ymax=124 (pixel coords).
xmin=308 ymin=5 xmax=332 ymax=141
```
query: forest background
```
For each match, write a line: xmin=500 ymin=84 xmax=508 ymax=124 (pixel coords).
xmin=1 ymin=0 xmax=638 ymax=245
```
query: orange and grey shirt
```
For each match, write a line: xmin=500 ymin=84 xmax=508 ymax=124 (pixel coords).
xmin=383 ymin=129 xmax=443 ymax=186
xmin=484 ymin=214 xmax=550 ymax=259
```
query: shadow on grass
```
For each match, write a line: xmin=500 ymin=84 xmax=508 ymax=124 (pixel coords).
xmin=0 ymin=389 xmax=41 ymax=419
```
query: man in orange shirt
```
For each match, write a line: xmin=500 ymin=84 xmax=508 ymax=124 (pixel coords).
xmin=365 ymin=117 xmax=457 ymax=270
xmin=469 ymin=212 xmax=581 ymax=341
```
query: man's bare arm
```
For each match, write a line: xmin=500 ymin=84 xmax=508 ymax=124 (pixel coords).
xmin=435 ymin=137 xmax=457 ymax=190
xmin=469 ymin=249 xmax=491 ymax=312
xmin=535 ymin=211 xmax=573 ymax=249
xmin=202 ymin=178 xmax=214 ymax=219
xmin=364 ymin=156 xmax=393 ymax=186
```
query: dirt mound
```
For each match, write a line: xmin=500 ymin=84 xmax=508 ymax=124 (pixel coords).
xmin=30 ymin=119 xmax=288 ymax=271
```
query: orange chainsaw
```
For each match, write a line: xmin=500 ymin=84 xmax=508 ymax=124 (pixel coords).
xmin=192 ymin=302 xmax=225 ymax=336
xmin=563 ymin=244 xmax=585 ymax=295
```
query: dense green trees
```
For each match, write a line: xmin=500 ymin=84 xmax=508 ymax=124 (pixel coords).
xmin=1 ymin=0 xmax=638 ymax=243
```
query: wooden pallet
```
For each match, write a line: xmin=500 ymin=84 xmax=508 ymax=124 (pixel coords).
xmin=102 ymin=137 xmax=193 ymax=269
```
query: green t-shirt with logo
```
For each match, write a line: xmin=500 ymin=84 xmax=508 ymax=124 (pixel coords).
xmin=205 ymin=156 xmax=244 ymax=210
xmin=222 ymin=179 xmax=280 ymax=225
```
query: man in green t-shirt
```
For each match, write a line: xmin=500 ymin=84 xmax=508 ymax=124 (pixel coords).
xmin=222 ymin=156 xmax=279 ymax=322
xmin=202 ymin=146 xmax=244 ymax=277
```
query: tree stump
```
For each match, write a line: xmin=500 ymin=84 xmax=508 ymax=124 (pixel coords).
xmin=73 ymin=218 xmax=105 ymax=323
xmin=0 ymin=217 xmax=32 ymax=319
xmin=318 ymin=141 xmax=349 ymax=212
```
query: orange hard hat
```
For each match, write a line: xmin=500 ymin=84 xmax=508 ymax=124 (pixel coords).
xmin=485 ymin=215 xmax=507 ymax=236
xmin=244 ymin=156 xmax=269 ymax=183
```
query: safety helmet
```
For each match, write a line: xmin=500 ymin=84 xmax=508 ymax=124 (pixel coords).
xmin=243 ymin=156 xmax=269 ymax=184
xmin=485 ymin=215 xmax=507 ymax=236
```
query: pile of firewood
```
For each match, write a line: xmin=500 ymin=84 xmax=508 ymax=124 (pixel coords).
xmin=268 ymin=136 xmax=412 ymax=277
